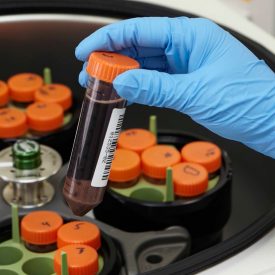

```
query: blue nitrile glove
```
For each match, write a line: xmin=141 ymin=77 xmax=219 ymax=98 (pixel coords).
xmin=75 ymin=17 xmax=275 ymax=158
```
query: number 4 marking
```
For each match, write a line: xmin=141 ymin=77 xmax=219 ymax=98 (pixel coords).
xmin=76 ymin=247 xmax=85 ymax=254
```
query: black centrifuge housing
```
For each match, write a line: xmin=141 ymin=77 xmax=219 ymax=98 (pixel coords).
xmin=0 ymin=1 xmax=275 ymax=274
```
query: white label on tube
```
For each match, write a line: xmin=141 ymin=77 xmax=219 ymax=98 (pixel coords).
xmin=91 ymin=108 xmax=125 ymax=187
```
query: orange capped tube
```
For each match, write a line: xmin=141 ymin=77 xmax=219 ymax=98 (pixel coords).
xmin=63 ymin=52 xmax=139 ymax=216
xmin=109 ymin=149 xmax=141 ymax=188
xmin=173 ymin=162 xmax=208 ymax=197
xmin=8 ymin=73 xmax=43 ymax=102
xmin=118 ymin=129 xmax=157 ymax=154
xmin=0 ymin=108 xmax=27 ymax=138
xmin=57 ymin=221 xmax=101 ymax=250
xmin=0 ymin=81 xmax=9 ymax=107
xmin=21 ymin=211 xmax=63 ymax=253
xmin=181 ymin=141 xmax=222 ymax=176
xmin=54 ymin=244 xmax=98 ymax=275
xmin=26 ymin=102 xmax=64 ymax=132
xmin=141 ymin=145 xmax=181 ymax=183
xmin=35 ymin=83 xmax=72 ymax=111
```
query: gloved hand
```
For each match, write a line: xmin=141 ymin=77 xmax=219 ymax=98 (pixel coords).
xmin=75 ymin=17 xmax=275 ymax=158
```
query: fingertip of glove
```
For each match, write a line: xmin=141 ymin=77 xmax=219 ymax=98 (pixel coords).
xmin=75 ymin=45 xmax=86 ymax=61
xmin=113 ymin=70 xmax=140 ymax=99
xmin=114 ymin=70 xmax=139 ymax=86
xmin=78 ymin=70 xmax=89 ymax=88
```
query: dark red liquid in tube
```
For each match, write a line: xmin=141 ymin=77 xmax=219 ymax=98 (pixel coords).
xmin=63 ymin=52 xmax=139 ymax=216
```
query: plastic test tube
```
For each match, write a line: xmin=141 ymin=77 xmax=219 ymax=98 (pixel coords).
xmin=57 ymin=221 xmax=101 ymax=250
xmin=63 ymin=51 xmax=139 ymax=216
xmin=8 ymin=73 xmax=43 ymax=103
xmin=0 ymin=81 xmax=9 ymax=107
xmin=21 ymin=211 xmax=63 ymax=253
xmin=0 ymin=108 xmax=27 ymax=138
xmin=118 ymin=128 xmax=157 ymax=154
xmin=181 ymin=141 xmax=222 ymax=178
xmin=141 ymin=145 xmax=181 ymax=184
xmin=35 ymin=67 xmax=73 ymax=111
xmin=109 ymin=148 xmax=141 ymax=188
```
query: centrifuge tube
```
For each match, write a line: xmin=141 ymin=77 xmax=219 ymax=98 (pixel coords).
xmin=63 ymin=51 xmax=139 ymax=216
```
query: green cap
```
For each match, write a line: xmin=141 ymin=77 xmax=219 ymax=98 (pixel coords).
xmin=12 ymin=139 xmax=41 ymax=170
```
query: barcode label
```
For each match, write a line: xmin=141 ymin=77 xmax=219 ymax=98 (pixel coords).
xmin=91 ymin=108 xmax=125 ymax=187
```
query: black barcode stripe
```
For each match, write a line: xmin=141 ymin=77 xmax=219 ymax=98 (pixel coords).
xmin=101 ymin=114 xmax=124 ymax=181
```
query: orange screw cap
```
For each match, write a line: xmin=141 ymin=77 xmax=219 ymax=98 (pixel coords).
xmin=118 ymin=129 xmax=157 ymax=154
xmin=181 ymin=141 xmax=222 ymax=173
xmin=21 ymin=211 xmax=63 ymax=245
xmin=0 ymin=81 xmax=9 ymax=106
xmin=86 ymin=51 xmax=139 ymax=83
xmin=8 ymin=73 xmax=43 ymax=102
xmin=0 ymin=108 xmax=27 ymax=138
xmin=57 ymin=221 xmax=101 ymax=250
xmin=109 ymin=149 xmax=141 ymax=182
xmin=26 ymin=102 xmax=64 ymax=132
xmin=173 ymin=162 xmax=208 ymax=197
xmin=141 ymin=145 xmax=181 ymax=179
xmin=35 ymin=84 xmax=72 ymax=111
xmin=54 ymin=244 xmax=98 ymax=275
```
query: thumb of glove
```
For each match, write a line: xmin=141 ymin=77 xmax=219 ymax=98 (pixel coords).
xmin=113 ymin=69 xmax=196 ymax=111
